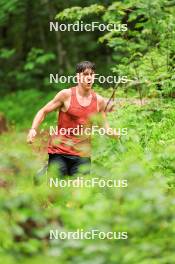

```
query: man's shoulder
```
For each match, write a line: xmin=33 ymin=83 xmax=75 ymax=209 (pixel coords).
xmin=55 ymin=87 xmax=72 ymax=99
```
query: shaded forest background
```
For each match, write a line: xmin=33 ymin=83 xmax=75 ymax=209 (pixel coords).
xmin=0 ymin=0 xmax=175 ymax=97
xmin=0 ymin=1 xmax=175 ymax=264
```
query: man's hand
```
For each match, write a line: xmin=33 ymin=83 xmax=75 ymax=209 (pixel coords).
xmin=27 ymin=128 xmax=37 ymax=144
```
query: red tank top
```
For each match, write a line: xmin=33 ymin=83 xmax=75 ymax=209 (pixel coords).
xmin=48 ymin=86 xmax=98 ymax=157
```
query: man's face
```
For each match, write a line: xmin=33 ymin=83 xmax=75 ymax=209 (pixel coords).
xmin=77 ymin=68 xmax=95 ymax=90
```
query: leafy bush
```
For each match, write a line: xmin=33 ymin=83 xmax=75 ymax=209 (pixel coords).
xmin=0 ymin=97 xmax=175 ymax=263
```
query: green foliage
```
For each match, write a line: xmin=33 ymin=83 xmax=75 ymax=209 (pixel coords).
xmin=100 ymin=0 xmax=175 ymax=97
xmin=0 ymin=89 xmax=57 ymax=129
xmin=24 ymin=48 xmax=56 ymax=71
xmin=1 ymin=0 xmax=175 ymax=96
xmin=0 ymin=0 xmax=22 ymax=24
xmin=0 ymin=48 xmax=16 ymax=59
xmin=0 ymin=96 xmax=175 ymax=263
xmin=55 ymin=0 xmax=175 ymax=98
xmin=55 ymin=5 xmax=105 ymax=21
xmin=1 ymin=0 xmax=175 ymax=262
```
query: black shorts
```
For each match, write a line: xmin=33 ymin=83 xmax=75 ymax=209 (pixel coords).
xmin=48 ymin=154 xmax=91 ymax=176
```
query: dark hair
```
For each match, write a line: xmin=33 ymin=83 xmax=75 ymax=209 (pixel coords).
xmin=76 ymin=61 xmax=96 ymax=73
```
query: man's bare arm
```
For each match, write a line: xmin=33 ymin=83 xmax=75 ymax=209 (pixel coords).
xmin=27 ymin=90 xmax=66 ymax=143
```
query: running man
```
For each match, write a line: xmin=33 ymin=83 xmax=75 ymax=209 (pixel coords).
xmin=27 ymin=61 xmax=118 ymax=176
